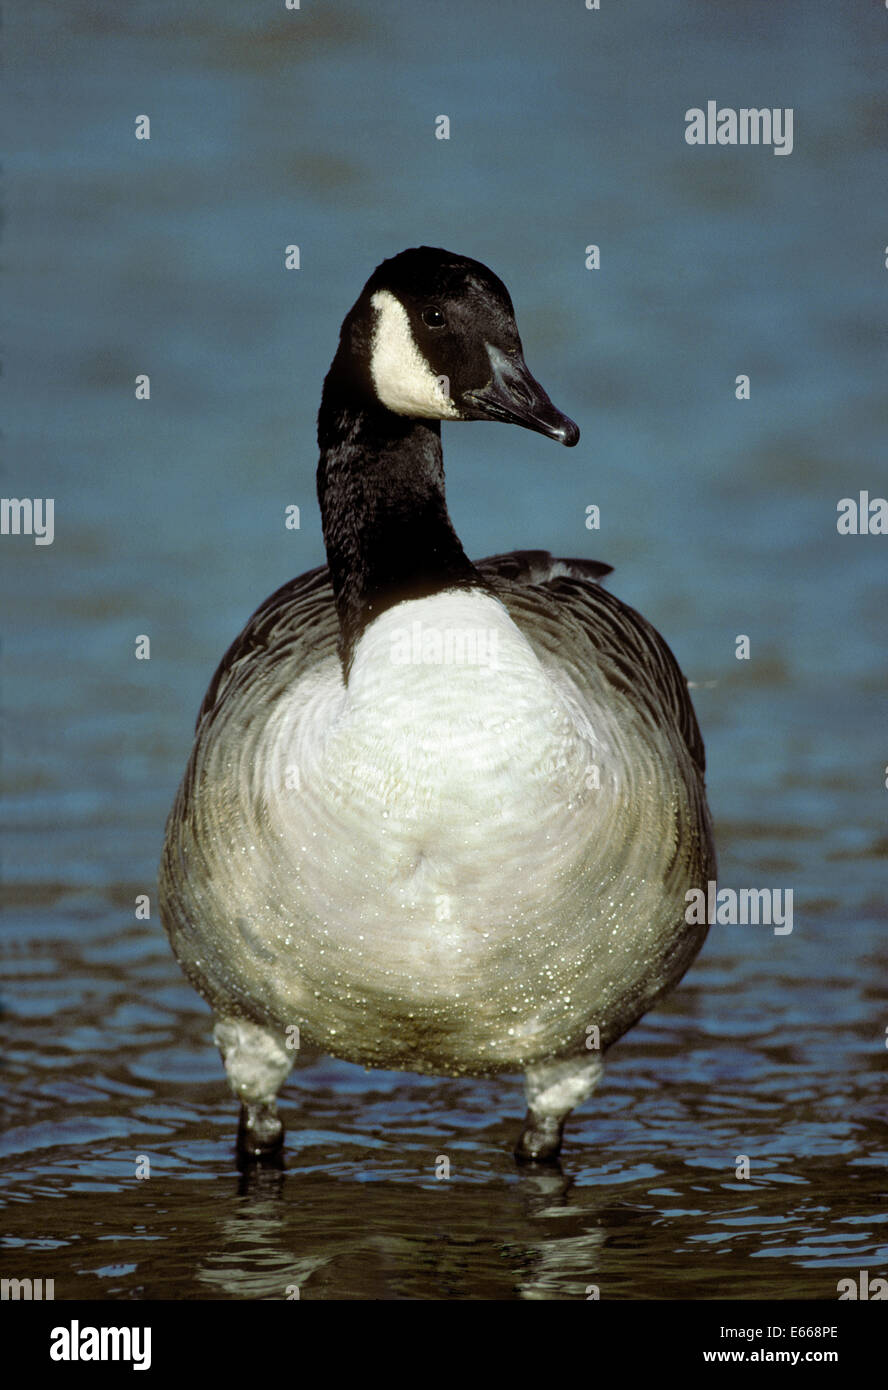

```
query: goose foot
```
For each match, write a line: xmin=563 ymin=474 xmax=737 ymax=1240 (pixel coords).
xmin=215 ymin=1016 xmax=293 ymax=1160
xmin=515 ymin=1111 xmax=565 ymax=1164
xmin=237 ymin=1101 xmax=284 ymax=1160
xmin=514 ymin=1052 xmax=604 ymax=1164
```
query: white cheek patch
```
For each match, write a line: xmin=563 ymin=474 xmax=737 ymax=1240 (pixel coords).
xmin=369 ymin=289 xmax=460 ymax=419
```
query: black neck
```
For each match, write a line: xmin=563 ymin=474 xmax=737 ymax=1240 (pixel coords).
xmin=317 ymin=386 xmax=480 ymax=677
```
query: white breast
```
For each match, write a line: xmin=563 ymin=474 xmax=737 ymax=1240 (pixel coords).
xmin=262 ymin=590 xmax=599 ymax=931
xmin=179 ymin=588 xmax=700 ymax=1075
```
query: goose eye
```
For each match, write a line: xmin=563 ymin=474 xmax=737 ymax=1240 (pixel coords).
xmin=421 ymin=306 xmax=446 ymax=329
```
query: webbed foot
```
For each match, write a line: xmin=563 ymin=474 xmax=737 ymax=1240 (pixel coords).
xmin=215 ymin=1016 xmax=293 ymax=1163
xmin=237 ymin=1101 xmax=285 ymax=1160
xmin=514 ymin=1052 xmax=604 ymax=1164
xmin=515 ymin=1110 xmax=565 ymax=1164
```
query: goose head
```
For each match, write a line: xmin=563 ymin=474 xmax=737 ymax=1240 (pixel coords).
xmin=330 ymin=246 xmax=580 ymax=447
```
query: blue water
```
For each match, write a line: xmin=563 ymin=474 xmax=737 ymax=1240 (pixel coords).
xmin=2 ymin=0 xmax=885 ymax=1299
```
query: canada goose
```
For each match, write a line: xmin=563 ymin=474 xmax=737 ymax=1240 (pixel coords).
xmin=159 ymin=246 xmax=715 ymax=1163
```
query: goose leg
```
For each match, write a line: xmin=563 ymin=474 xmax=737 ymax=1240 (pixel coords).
xmin=214 ymin=1017 xmax=293 ymax=1159
xmin=515 ymin=1052 xmax=604 ymax=1163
